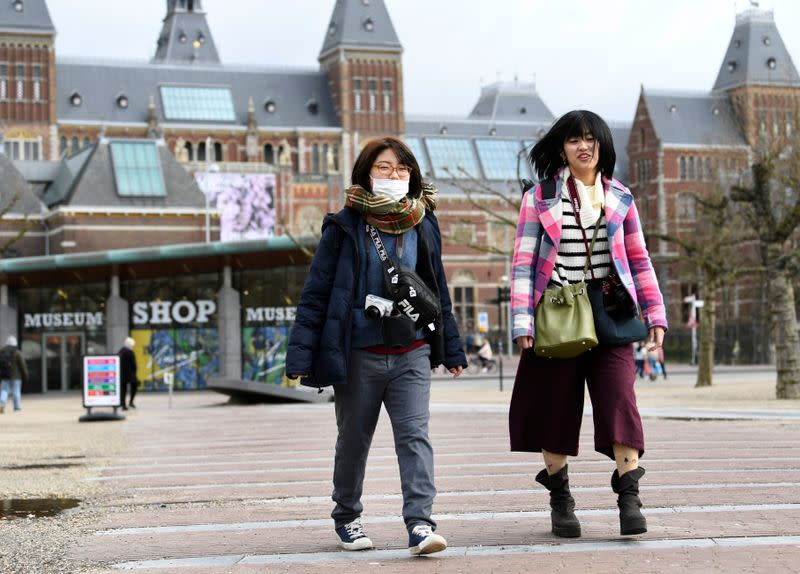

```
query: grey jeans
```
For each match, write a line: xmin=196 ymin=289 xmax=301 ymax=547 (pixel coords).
xmin=331 ymin=344 xmax=436 ymax=532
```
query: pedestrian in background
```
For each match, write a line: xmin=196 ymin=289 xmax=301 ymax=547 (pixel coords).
xmin=286 ymin=137 xmax=466 ymax=555
xmin=118 ymin=337 xmax=139 ymax=410
xmin=508 ymin=110 xmax=667 ymax=538
xmin=634 ymin=342 xmax=647 ymax=379
xmin=0 ymin=335 xmax=27 ymax=413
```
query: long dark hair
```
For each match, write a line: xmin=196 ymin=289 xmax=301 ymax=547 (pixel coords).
xmin=351 ymin=137 xmax=424 ymax=198
xmin=529 ymin=110 xmax=616 ymax=181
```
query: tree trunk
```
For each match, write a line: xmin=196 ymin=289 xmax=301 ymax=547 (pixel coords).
xmin=696 ymin=289 xmax=716 ymax=388
xmin=769 ymin=270 xmax=800 ymax=399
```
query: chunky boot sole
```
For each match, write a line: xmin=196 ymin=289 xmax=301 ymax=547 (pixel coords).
xmin=620 ymin=517 xmax=647 ymax=536
xmin=553 ymin=523 xmax=582 ymax=538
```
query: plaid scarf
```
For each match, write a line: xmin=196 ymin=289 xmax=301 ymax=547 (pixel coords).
xmin=344 ymin=182 xmax=438 ymax=234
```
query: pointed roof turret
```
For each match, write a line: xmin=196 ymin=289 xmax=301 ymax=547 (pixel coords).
xmin=0 ymin=0 xmax=54 ymax=35
xmin=713 ymin=7 xmax=800 ymax=91
xmin=152 ymin=0 xmax=220 ymax=65
xmin=319 ymin=0 xmax=401 ymax=60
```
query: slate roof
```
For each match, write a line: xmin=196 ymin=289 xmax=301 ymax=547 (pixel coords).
xmin=641 ymin=90 xmax=747 ymax=147
xmin=319 ymin=0 xmax=401 ymax=59
xmin=153 ymin=2 xmax=221 ymax=66
xmin=713 ymin=8 xmax=800 ymax=91
xmin=0 ymin=0 xmax=54 ymax=35
xmin=41 ymin=141 xmax=205 ymax=209
xmin=468 ymin=82 xmax=554 ymax=125
xmin=0 ymin=153 xmax=45 ymax=216
xmin=56 ymin=59 xmax=339 ymax=130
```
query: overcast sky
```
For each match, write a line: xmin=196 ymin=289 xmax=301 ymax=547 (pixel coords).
xmin=47 ymin=0 xmax=800 ymax=123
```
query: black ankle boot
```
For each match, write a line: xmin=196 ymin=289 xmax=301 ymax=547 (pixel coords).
xmin=535 ymin=464 xmax=581 ymax=538
xmin=611 ymin=467 xmax=647 ymax=535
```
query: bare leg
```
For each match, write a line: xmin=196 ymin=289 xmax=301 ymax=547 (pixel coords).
xmin=542 ymin=449 xmax=568 ymax=475
xmin=613 ymin=443 xmax=639 ymax=476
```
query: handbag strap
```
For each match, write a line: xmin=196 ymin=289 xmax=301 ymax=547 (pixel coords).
xmin=565 ymin=176 xmax=602 ymax=280
xmin=366 ymin=224 xmax=400 ymax=295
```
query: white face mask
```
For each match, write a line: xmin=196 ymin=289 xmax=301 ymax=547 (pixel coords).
xmin=371 ymin=177 xmax=409 ymax=201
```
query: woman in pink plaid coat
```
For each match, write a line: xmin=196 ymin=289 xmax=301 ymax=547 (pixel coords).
xmin=509 ymin=110 xmax=667 ymax=539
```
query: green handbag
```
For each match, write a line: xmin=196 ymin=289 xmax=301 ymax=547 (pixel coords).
xmin=533 ymin=216 xmax=601 ymax=359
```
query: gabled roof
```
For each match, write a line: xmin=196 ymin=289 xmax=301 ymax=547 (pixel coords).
xmin=56 ymin=59 xmax=339 ymax=130
xmin=641 ymin=90 xmax=747 ymax=147
xmin=0 ymin=153 xmax=45 ymax=216
xmin=713 ymin=8 xmax=800 ymax=91
xmin=153 ymin=0 xmax=221 ymax=66
xmin=41 ymin=141 xmax=204 ymax=209
xmin=468 ymin=82 xmax=554 ymax=125
xmin=319 ymin=0 xmax=401 ymax=60
xmin=0 ymin=0 xmax=54 ymax=35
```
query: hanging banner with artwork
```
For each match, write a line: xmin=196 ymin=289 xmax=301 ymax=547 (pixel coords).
xmin=194 ymin=173 xmax=277 ymax=241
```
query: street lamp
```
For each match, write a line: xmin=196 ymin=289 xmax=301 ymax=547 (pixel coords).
xmin=496 ymin=275 xmax=511 ymax=391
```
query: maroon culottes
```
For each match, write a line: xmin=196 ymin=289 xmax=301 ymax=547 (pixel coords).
xmin=509 ymin=345 xmax=644 ymax=460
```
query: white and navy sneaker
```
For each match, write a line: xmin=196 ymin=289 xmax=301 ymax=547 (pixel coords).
xmin=408 ymin=524 xmax=447 ymax=555
xmin=335 ymin=518 xmax=373 ymax=551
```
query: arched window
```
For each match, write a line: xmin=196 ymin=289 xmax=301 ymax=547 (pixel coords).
xmin=679 ymin=156 xmax=686 ymax=180
xmin=184 ymin=140 xmax=194 ymax=161
xmin=71 ymin=137 xmax=79 ymax=153
xmin=213 ymin=142 xmax=223 ymax=162
xmin=83 ymin=137 xmax=91 ymax=149
xmin=59 ymin=136 xmax=68 ymax=157
xmin=687 ymin=156 xmax=696 ymax=180
xmin=197 ymin=141 xmax=207 ymax=162
xmin=263 ymin=143 xmax=274 ymax=164
xmin=311 ymin=143 xmax=320 ymax=175
xmin=321 ymin=143 xmax=329 ymax=174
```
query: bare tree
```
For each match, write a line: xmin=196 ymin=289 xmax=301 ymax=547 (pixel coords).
xmin=653 ymin=185 xmax=761 ymax=387
xmin=0 ymin=190 xmax=33 ymax=256
xmin=732 ymin=146 xmax=800 ymax=399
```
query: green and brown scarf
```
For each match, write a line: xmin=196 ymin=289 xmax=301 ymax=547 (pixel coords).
xmin=344 ymin=182 xmax=438 ymax=234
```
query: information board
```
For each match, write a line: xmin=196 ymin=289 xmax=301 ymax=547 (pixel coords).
xmin=83 ymin=356 xmax=121 ymax=408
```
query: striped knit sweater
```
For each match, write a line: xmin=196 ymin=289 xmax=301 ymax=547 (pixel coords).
xmin=551 ymin=191 xmax=611 ymax=286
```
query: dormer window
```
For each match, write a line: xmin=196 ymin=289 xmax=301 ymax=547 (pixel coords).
xmin=264 ymin=99 xmax=276 ymax=113
xmin=197 ymin=32 xmax=206 ymax=45
xmin=763 ymin=36 xmax=771 ymax=46
xmin=520 ymin=106 xmax=527 ymax=115
xmin=727 ymin=61 xmax=737 ymax=73
xmin=12 ymin=0 xmax=23 ymax=12
xmin=363 ymin=18 xmax=374 ymax=31
xmin=307 ymin=99 xmax=319 ymax=115
xmin=767 ymin=57 xmax=777 ymax=70
xmin=116 ymin=94 xmax=129 ymax=109
xmin=70 ymin=92 xmax=82 ymax=107
xmin=328 ymin=22 xmax=336 ymax=36
xmin=179 ymin=31 xmax=188 ymax=43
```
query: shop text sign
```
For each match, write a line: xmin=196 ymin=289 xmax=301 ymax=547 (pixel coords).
xmin=83 ymin=355 xmax=121 ymax=408
xmin=25 ymin=312 xmax=103 ymax=329
xmin=132 ymin=300 xmax=216 ymax=325
xmin=245 ymin=306 xmax=296 ymax=324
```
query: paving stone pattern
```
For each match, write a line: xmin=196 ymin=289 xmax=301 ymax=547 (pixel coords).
xmin=58 ymin=390 xmax=800 ymax=573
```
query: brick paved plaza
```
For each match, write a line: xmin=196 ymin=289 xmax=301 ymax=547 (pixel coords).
xmin=3 ymin=366 xmax=800 ymax=573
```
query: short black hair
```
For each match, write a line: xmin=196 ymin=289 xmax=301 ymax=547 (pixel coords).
xmin=351 ymin=137 xmax=423 ymax=198
xmin=529 ymin=110 xmax=616 ymax=181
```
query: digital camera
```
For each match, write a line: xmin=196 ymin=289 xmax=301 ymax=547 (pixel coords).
xmin=364 ymin=294 xmax=395 ymax=320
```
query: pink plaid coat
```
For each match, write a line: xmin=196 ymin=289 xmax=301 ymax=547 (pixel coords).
xmin=511 ymin=172 xmax=668 ymax=340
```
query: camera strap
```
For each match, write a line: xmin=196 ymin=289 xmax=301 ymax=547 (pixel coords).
xmin=366 ymin=224 xmax=401 ymax=295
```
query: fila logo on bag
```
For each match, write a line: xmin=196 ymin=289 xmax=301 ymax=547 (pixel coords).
xmin=397 ymin=299 xmax=420 ymax=321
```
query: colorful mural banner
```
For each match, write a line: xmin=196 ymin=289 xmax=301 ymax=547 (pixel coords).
xmin=194 ymin=172 xmax=277 ymax=241
xmin=131 ymin=328 xmax=219 ymax=391
xmin=242 ymin=326 xmax=292 ymax=386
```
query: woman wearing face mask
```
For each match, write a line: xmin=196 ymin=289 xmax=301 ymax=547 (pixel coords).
xmin=509 ymin=110 xmax=667 ymax=538
xmin=287 ymin=137 xmax=466 ymax=555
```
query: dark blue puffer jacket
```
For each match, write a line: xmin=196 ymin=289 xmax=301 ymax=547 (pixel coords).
xmin=286 ymin=207 xmax=467 ymax=387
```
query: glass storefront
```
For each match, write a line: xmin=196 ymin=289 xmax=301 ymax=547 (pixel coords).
xmin=123 ymin=274 xmax=221 ymax=391
xmin=237 ymin=266 xmax=306 ymax=386
xmin=16 ymin=283 xmax=107 ymax=393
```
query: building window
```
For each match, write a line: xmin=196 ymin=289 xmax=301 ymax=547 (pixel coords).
xmin=758 ymin=111 xmax=767 ymax=134
xmin=704 ymin=157 xmax=712 ymax=180
xmin=59 ymin=136 xmax=68 ymax=157
xmin=109 ymin=141 xmax=166 ymax=197
xmin=332 ymin=144 xmax=340 ymax=173
xmin=311 ymin=143 xmax=320 ymax=175
xmin=787 ymin=112 xmax=794 ymax=137
xmin=353 ymin=79 xmax=362 ymax=112
xmin=677 ymin=193 xmax=696 ymax=221
xmin=687 ymin=156 xmax=695 ymax=180
xmin=184 ymin=140 xmax=194 ymax=161
xmin=321 ymin=143 xmax=329 ymax=174
xmin=213 ymin=142 xmax=223 ymax=162
xmin=15 ymin=64 xmax=24 ymax=100
xmin=197 ymin=141 xmax=207 ymax=162
xmin=368 ymin=79 xmax=377 ymax=113
xmin=0 ymin=64 xmax=7 ymax=101
xmin=83 ymin=137 xmax=91 ymax=149
xmin=71 ymin=137 xmax=79 ymax=153
xmin=3 ymin=139 xmax=40 ymax=160
xmin=32 ymin=66 xmax=41 ymax=102
xmin=263 ymin=143 xmax=274 ymax=164
xmin=679 ymin=156 xmax=686 ymax=180
xmin=451 ymin=270 xmax=478 ymax=335
xmin=382 ymin=79 xmax=392 ymax=112
xmin=640 ymin=127 xmax=646 ymax=150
